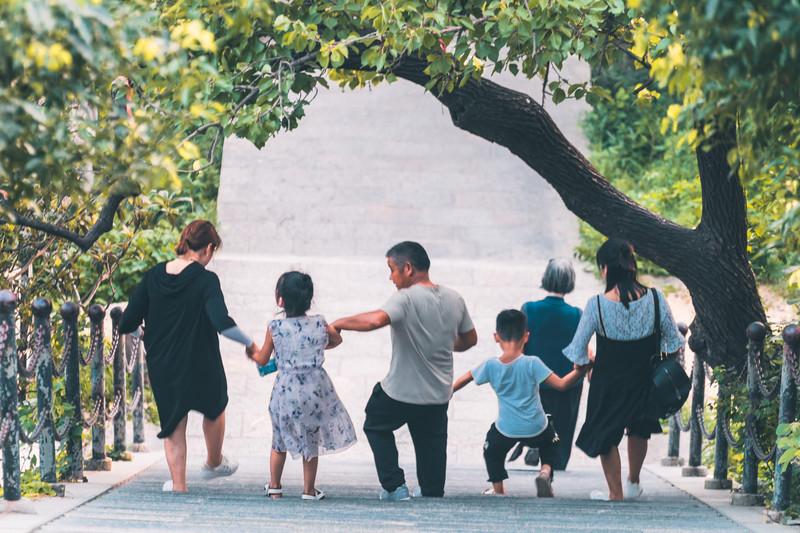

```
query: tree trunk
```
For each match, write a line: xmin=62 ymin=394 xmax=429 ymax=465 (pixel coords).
xmin=391 ymin=56 xmax=765 ymax=367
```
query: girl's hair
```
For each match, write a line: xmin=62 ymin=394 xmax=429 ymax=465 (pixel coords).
xmin=275 ymin=271 xmax=314 ymax=317
xmin=596 ymin=238 xmax=645 ymax=309
xmin=176 ymin=220 xmax=222 ymax=255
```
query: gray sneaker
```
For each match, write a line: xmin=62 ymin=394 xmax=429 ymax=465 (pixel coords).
xmin=200 ymin=455 xmax=239 ymax=480
xmin=379 ymin=484 xmax=411 ymax=501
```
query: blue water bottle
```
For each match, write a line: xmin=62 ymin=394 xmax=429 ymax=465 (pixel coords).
xmin=258 ymin=359 xmax=278 ymax=376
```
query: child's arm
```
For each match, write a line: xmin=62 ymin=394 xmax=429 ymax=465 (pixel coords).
xmin=250 ymin=328 xmax=274 ymax=366
xmin=452 ymin=370 xmax=474 ymax=393
xmin=325 ymin=323 xmax=343 ymax=349
xmin=543 ymin=365 xmax=589 ymax=391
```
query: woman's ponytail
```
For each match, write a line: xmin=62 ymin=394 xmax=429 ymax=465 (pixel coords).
xmin=596 ymin=238 xmax=644 ymax=308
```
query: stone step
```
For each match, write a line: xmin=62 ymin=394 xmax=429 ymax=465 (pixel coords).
xmin=216 ymin=59 xmax=590 ymax=262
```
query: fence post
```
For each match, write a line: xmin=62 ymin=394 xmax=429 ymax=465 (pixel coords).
xmin=110 ymin=308 xmax=131 ymax=460
xmin=32 ymin=299 xmax=56 ymax=483
xmin=85 ymin=304 xmax=111 ymax=471
xmin=683 ymin=334 xmax=708 ymax=477
xmin=732 ymin=321 xmax=766 ymax=506
xmin=705 ymin=388 xmax=732 ymax=489
xmin=662 ymin=323 xmax=688 ymax=466
xmin=128 ymin=333 xmax=147 ymax=452
xmin=60 ymin=303 xmax=84 ymax=481
xmin=770 ymin=325 xmax=799 ymax=518
xmin=0 ymin=291 xmax=20 ymax=502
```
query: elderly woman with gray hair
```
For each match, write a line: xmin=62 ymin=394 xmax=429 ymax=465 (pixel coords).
xmin=511 ymin=258 xmax=583 ymax=470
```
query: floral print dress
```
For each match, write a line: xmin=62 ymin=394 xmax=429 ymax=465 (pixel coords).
xmin=268 ymin=315 xmax=356 ymax=459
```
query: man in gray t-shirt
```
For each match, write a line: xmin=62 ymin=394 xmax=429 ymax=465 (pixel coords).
xmin=332 ymin=241 xmax=477 ymax=500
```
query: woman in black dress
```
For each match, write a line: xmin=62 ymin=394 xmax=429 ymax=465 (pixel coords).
xmin=120 ymin=220 xmax=258 ymax=493
xmin=563 ymin=239 xmax=684 ymax=501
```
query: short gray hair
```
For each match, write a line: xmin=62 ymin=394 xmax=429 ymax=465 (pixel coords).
xmin=540 ymin=258 xmax=575 ymax=294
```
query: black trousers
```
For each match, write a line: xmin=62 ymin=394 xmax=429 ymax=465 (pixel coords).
xmin=540 ymin=383 xmax=583 ymax=470
xmin=484 ymin=423 xmax=558 ymax=483
xmin=363 ymin=383 xmax=448 ymax=497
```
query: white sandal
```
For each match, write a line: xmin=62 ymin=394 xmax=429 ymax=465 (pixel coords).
xmin=481 ymin=487 xmax=505 ymax=496
xmin=301 ymin=488 xmax=326 ymax=501
xmin=265 ymin=484 xmax=283 ymax=498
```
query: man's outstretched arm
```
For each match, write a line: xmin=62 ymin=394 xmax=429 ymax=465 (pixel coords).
xmin=332 ymin=310 xmax=391 ymax=332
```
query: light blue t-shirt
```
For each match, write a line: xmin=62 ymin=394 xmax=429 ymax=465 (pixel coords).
xmin=472 ymin=355 xmax=553 ymax=438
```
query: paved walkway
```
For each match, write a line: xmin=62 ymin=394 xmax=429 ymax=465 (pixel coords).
xmin=39 ymin=460 xmax=744 ymax=532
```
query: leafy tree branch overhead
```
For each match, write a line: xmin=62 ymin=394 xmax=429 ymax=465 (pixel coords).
xmin=3 ymin=0 xmax=799 ymax=367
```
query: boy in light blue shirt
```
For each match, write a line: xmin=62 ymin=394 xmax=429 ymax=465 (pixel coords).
xmin=453 ymin=309 xmax=588 ymax=497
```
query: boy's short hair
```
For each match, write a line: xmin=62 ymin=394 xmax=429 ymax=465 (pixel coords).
xmin=496 ymin=309 xmax=528 ymax=341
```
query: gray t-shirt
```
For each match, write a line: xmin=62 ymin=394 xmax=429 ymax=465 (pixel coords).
xmin=380 ymin=284 xmax=474 ymax=405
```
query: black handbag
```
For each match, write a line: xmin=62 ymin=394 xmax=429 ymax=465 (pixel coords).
xmin=647 ymin=289 xmax=691 ymax=419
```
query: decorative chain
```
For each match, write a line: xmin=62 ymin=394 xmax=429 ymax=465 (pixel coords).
xmin=105 ymin=328 xmax=120 ymax=366
xmin=52 ymin=325 xmax=74 ymax=378
xmin=752 ymin=345 xmax=780 ymax=399
xmin=127 ymin=388 xmax=142 ymax=411
xmin=785 ymin=345 xmax=800 ymax=385
xmin=695 ymin=405 xmax=717 ymax=441
xmin=721 ymin=411 xmax=744 ymax=449
xmin=54 ymin=413 xmax=76 ymax=441
xmin=673 ymin=410 xmax=692 ymax=432
xmin=82 ymin=397 xmax=104 ymax=428
xmin=0 ymin=320 xmax=10 ymax=363
xmin=19 ymin=410 xmax=49 ymax=444
xmin=80 ymin=328 xmax=101 ymax=366
xmin=106 ymin=391 xmax=123 ymax=420
xmin=126 ymin=332 xmax=142 ymax=373
xmin=746 ymin=422 xmax=777 ymax=462
xmin=17 ymin=324 xmax=46 ymax=380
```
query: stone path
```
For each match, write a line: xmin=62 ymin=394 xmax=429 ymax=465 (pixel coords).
xmin=39 ymin=460 xmax=744 ymax=532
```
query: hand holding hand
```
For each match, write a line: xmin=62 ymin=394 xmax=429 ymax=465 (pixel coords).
xmin=245 ymin=342 xmax=258 ymax=359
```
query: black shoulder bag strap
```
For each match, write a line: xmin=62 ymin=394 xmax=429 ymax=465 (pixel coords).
xmin=651 ymin=287 xmax=663 ymax=359
xmin=596 ymin=295 xmax=607 ymax=337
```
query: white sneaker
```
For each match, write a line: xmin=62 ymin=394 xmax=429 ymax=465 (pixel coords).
xmin=624 ymin=480 xmax=644 ymax=500
xmin=162 ymin=480 xmax=173 ymax=492
xmin=301 ymin=488 xmax=326 ymax=501
xmin=590 ymin=489 xmax=609 ymax=501
xmin=200 ymin=455 xmax=239 ymax=480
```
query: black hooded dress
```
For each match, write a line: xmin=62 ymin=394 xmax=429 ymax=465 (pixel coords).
xmin=119 ymin=261 xmax=236 ymax=438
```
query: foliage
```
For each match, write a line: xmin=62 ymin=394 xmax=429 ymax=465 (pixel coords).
xmin=578 ymin=81 xmax=699 ymax=275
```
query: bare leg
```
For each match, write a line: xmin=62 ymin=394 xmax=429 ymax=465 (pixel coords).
xmin=491 ymin=481 xmax=506 ymax=494
xmin=302 ymin=456 xmax=319 ymax=495
xmin=164 ymin=415 xmax=189 ymax=492
xmin=203 ymin=411 xmax=225 ymax=468
xmin=269 ymin=450 xmax=287 ymax=499
xmin=627 ymin=436 xmax=648 ymax=484
xmin=599 ymin=446 xmax=624 ymax=501
xmin=540 ymin=464 xmax=553 ymax=480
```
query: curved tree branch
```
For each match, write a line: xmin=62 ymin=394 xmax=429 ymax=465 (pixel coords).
xmin=1 ymin=193 xmax=133 ymax=252
xmin=390 ymin=55 xmax=701 ymax=276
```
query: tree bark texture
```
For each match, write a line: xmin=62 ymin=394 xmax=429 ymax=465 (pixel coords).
xmin=391 ymin=56 xmax=765 ymax=367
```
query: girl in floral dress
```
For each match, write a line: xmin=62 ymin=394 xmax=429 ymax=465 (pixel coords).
xmin=249 ymin=271 xmax=357 ymax=501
